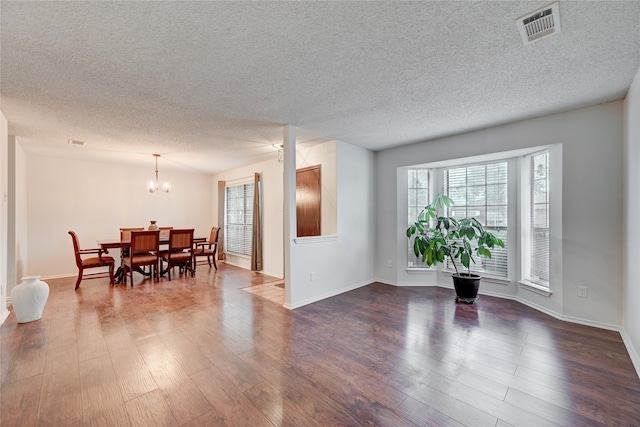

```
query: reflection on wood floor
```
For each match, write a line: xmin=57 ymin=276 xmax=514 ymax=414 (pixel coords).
xmin=2 ymin=262 xmax=640 ymax=426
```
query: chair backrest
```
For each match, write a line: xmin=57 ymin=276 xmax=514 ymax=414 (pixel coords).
xmin=209 ymin=226 xmax=220 ymax=244
xmin=68 ymin=231 xmax=83 ymax=267
xmin=120 ymin=227 xmax=144 ymax=242
xmin=159 ymin=227 xmax=173 ymax=240
xmin=168 ymin=229 xmax=194 ymax=251
xmin=130 ymin=230 xmax=160 ymax=254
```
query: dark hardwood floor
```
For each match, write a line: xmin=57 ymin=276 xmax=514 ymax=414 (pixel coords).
xmin=2 ymin=263 xmax=639 ymax=426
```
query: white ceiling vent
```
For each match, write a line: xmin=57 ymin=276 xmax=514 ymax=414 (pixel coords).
xmin=516 ymin=2 xmax=561 ymax=45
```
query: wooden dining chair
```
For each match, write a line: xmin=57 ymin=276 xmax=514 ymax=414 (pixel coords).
xmin=159 ymin=227 xmax=173 ymax=240
xmin=119 ymin=227 xmax=144 ymax=258
xmin=118 ymin=227 xmax=145 ymax=274
xmin=160 ymin=229 xmax=194 ymax=281
xmin=123 ymin=230 xmax=160 ymax=285
xmin=69 ymin=231 xmax=116 ymax=289
xmin=193 ymin=226 xmax=220 ymax=271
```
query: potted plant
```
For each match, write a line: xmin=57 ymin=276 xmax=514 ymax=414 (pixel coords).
xmin=406 ymin=193 xmax=505 ymax=303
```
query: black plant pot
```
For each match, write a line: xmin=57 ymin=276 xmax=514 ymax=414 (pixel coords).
xmin=452 ymin=273 xmax=481 ymax=304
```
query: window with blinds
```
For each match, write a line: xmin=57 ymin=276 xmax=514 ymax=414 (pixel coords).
xmin=529 ymin=151 xmax=549 ymax=287
xmin=444 ymin=162 xmax=509 ymax=278
xmin=407 ymin=169 xmax=430 ymax=267
xmin=225 ymin=182 xmax=254 ymax=257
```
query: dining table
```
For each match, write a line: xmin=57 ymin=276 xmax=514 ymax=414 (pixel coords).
xmin=98 ymin=236 xmax=206 ymax=284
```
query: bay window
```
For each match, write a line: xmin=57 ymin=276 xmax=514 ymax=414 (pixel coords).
xmin=405 ymin=145 xmax=555 ymax=293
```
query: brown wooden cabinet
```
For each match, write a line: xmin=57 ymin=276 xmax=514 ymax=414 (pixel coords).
xmin=296 ymin=165 xmax=321 ymax=237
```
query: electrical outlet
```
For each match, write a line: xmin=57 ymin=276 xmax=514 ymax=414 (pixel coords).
xmin=310 ymin=272 xmax=316 ymax=281
xmin=578 ymin=286 xmax=588 ymax=298
xmin=387 ymin=260 xmax=393 ymax=268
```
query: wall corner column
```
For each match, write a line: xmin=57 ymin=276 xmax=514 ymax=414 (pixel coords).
xmin=283 ymin=125 xmax=296 ymax=309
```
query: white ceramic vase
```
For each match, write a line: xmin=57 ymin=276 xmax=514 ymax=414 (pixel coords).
xmin=10 ymin=276 xmax=49 ymax=323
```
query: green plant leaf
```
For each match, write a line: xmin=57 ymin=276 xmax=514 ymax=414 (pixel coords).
xmin=406 ymin=226 xmax=413 ymax=238
xmin=461 ymin=253 xmax=470 ymax=268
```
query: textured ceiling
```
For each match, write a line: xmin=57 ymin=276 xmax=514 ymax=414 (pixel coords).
xmin=1 ymin=1 xmax=639 ymax=173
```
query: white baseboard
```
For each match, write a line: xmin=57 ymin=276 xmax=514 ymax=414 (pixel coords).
xmin=374 ymin=278 xmax=439 ymax=287
xmin=287 ymin=280 xmax=370 ymax=310
xmin=620 ymin=329 xmax=640 ymax=379
xmin=0 ymin=309 xmax=9 ymax=326
xmin=479 ymin=288 xmax=621 ymax=332
xmin=256 ymin=270 xmax=283 ymax=280
xmin=39 ymin=273 xmax=77 ymax=281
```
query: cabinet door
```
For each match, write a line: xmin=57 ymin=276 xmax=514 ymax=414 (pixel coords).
xmin=296 ymin=165 xmax=321 ymax=237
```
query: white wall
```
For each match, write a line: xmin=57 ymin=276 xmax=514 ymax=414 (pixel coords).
xmin=623 ymin=66 xmax=640 ymax=374
xmin=376 ymin=101 xmax=624 ymax=329
xmin=14 ymin=141 xmax=28 ymax=287
xmin=21 ymin=151 xmax=213 ymax=283
xmin=7 ymin=136 xmax=28 ymax=298
xmin=289 ymin=141 xmax=376 ymax=308
xmin=0 ymin=112 xmax=8 ymax=324
xmin=211 ymin=155 xmax=284 ymax=279
xmin=296 ymin=141 xmax=337 ymax=236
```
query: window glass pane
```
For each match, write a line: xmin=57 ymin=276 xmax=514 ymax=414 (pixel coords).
xmin=532 ymin=230 xmax=550 ymax=283
xmin=487 ymin=163 xmax=508 ymax=183
xmin=482 ymin=228 xmax=508 ymax=275
xmin=467 ymin=165 xmax=486 ymax=185
xmin=533 ymin=204 xmax=549 ymax=228
xmin=533 ymin=155 xmax=547 ymax=179
xmin=486 ymin=205 xmax=508 ymax=227
xmin=486 ymin=183 xmax=507 ymax=205
xmin=448 ymin=187 xmax=466 ymax=206
xmin=450 ymin=207 xmax=467 ymax=219
xmin=447 ymin=168 xmax=467 ymax=185
xmin=467 ymin=185 xmax=486 ymax=206
xmin=533 ymin=179 xmax=548 ymax=204
xmin=468 ymin=206 xmax=486 ymax=224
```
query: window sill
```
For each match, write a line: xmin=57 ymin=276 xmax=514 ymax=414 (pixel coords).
xmin=293 ymin=235 xmax=339 ymax=245
xmin=518 ymin=281 xmax=552 ymax=297
xmin=224 ymin=252 xmax=250 ymax=259
xmin=442 ymin=270 xmax=510 ymax=285
xmin=405 ymin=267 xmax=436 ymax=274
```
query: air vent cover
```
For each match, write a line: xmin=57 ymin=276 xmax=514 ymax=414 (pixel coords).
xmin=516 ymin=2 xmax=561 ymax=45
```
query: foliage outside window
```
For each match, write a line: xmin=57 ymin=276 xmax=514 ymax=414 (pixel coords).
xmin=225 ymin=182 xmax=254 ymax=256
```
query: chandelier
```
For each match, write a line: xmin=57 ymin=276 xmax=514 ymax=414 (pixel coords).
xmin=147 ymin=154 xmax=171 ymax=193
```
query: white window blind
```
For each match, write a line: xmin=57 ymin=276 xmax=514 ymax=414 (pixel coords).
xmin=407 ymin=169 xmax=430 ymax=267
xmin=225 ymin=182 xmax=254 ymax=256
xmin=529 ymin=151 xmax=549 ymax=286
xmin=444 ymin=162 xmax=509 ymax=278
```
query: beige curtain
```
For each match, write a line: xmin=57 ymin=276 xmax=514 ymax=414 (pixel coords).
xmin=217 ymin=180 xmax=225 ymax=261
xmin=251 ymin=172 xmax=263 ymax=271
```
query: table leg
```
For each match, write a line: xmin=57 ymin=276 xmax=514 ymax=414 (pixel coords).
xmin=113 ymin=266 xmax=125 ymax=285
